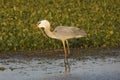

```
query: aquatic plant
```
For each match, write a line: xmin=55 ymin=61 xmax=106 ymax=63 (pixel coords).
xmin=0 ymin=67 xmax=5 ymax=71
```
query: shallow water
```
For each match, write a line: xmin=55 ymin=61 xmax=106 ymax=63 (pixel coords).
xmin=0 ymin=56 xmax=120 ymax=80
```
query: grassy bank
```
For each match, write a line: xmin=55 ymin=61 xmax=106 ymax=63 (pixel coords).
xmin=0 ymin=0 xmax=120 ymax=51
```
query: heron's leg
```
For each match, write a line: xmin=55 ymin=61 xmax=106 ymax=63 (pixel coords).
xmin=65 ymin=40 xmax=71 ymax=72
xmin=62 ymin=40 xmax=67 ymax=60
xmin=65 ymin=40 xmax=70 ymax=55
xmin=62 ymin=40 xmax=70 ymax=72
xmin=62 ymin=40 xmax=68 ymax=69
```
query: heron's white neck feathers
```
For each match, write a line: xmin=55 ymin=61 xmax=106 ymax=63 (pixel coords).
xmin=44 ymin=28 xmax=56 ymax=39
xmin=40 ymin=20 xmax=56 ymax=39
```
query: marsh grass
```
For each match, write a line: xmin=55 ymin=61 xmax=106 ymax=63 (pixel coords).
xmin=0 ymin=0 xmax=120 ymax=51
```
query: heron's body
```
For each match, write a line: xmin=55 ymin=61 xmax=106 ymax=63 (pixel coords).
xmin=38 ymin=21 xmax=87 ymax=40
xmin=37 ymin=20 xmax=87 ymax=71
xmin=54 ymin=26 xmax=86 ymax=40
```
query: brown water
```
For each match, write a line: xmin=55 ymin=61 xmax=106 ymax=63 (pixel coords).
xmin=0 ymin=48 xmax=120 ymax=80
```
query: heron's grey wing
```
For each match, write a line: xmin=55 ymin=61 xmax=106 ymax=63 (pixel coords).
xmin=53 ymin=26 xmax=86 ymax=39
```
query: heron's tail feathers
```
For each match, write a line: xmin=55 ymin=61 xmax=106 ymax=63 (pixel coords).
xmin=75 ymin=30 xmax=87 ymax=38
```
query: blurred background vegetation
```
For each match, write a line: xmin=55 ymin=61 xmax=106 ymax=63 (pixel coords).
xmin=0 ymin=0 xmax=120 ymax=51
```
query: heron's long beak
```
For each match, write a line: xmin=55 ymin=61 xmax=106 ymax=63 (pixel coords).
xmin=33 ymin=25 xmax=39 ymax=30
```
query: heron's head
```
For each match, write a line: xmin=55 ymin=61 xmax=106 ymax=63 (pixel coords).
xmin=37 ymin=20 xmax=50 ymax=29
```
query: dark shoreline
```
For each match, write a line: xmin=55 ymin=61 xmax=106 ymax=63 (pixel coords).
xmin=0 ymin=48 xmax=119 ymax=59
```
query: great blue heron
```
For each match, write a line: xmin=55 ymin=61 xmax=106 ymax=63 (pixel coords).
xmin=37 ymin=20 xmax=87 ymax=71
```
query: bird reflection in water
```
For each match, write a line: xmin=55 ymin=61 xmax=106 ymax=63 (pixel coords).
xmin=64 ymin=58 xmax=71 ymax=77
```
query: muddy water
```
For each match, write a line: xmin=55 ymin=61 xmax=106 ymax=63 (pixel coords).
xmin=0 ymin=49 xmax=120 ymax=80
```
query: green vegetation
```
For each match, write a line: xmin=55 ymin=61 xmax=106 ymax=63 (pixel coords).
xmin=0 ymin=0 xmax=120 ymax=51
xmin=0 ymin=67 xmax=5 ymax=71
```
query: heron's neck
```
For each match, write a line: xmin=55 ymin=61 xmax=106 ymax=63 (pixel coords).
xmin=44 ymin=26 xmax=56 ymax=39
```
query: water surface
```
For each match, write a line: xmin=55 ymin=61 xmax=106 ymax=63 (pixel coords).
xmin=0 ymin=48 xmax=120 ymax=80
